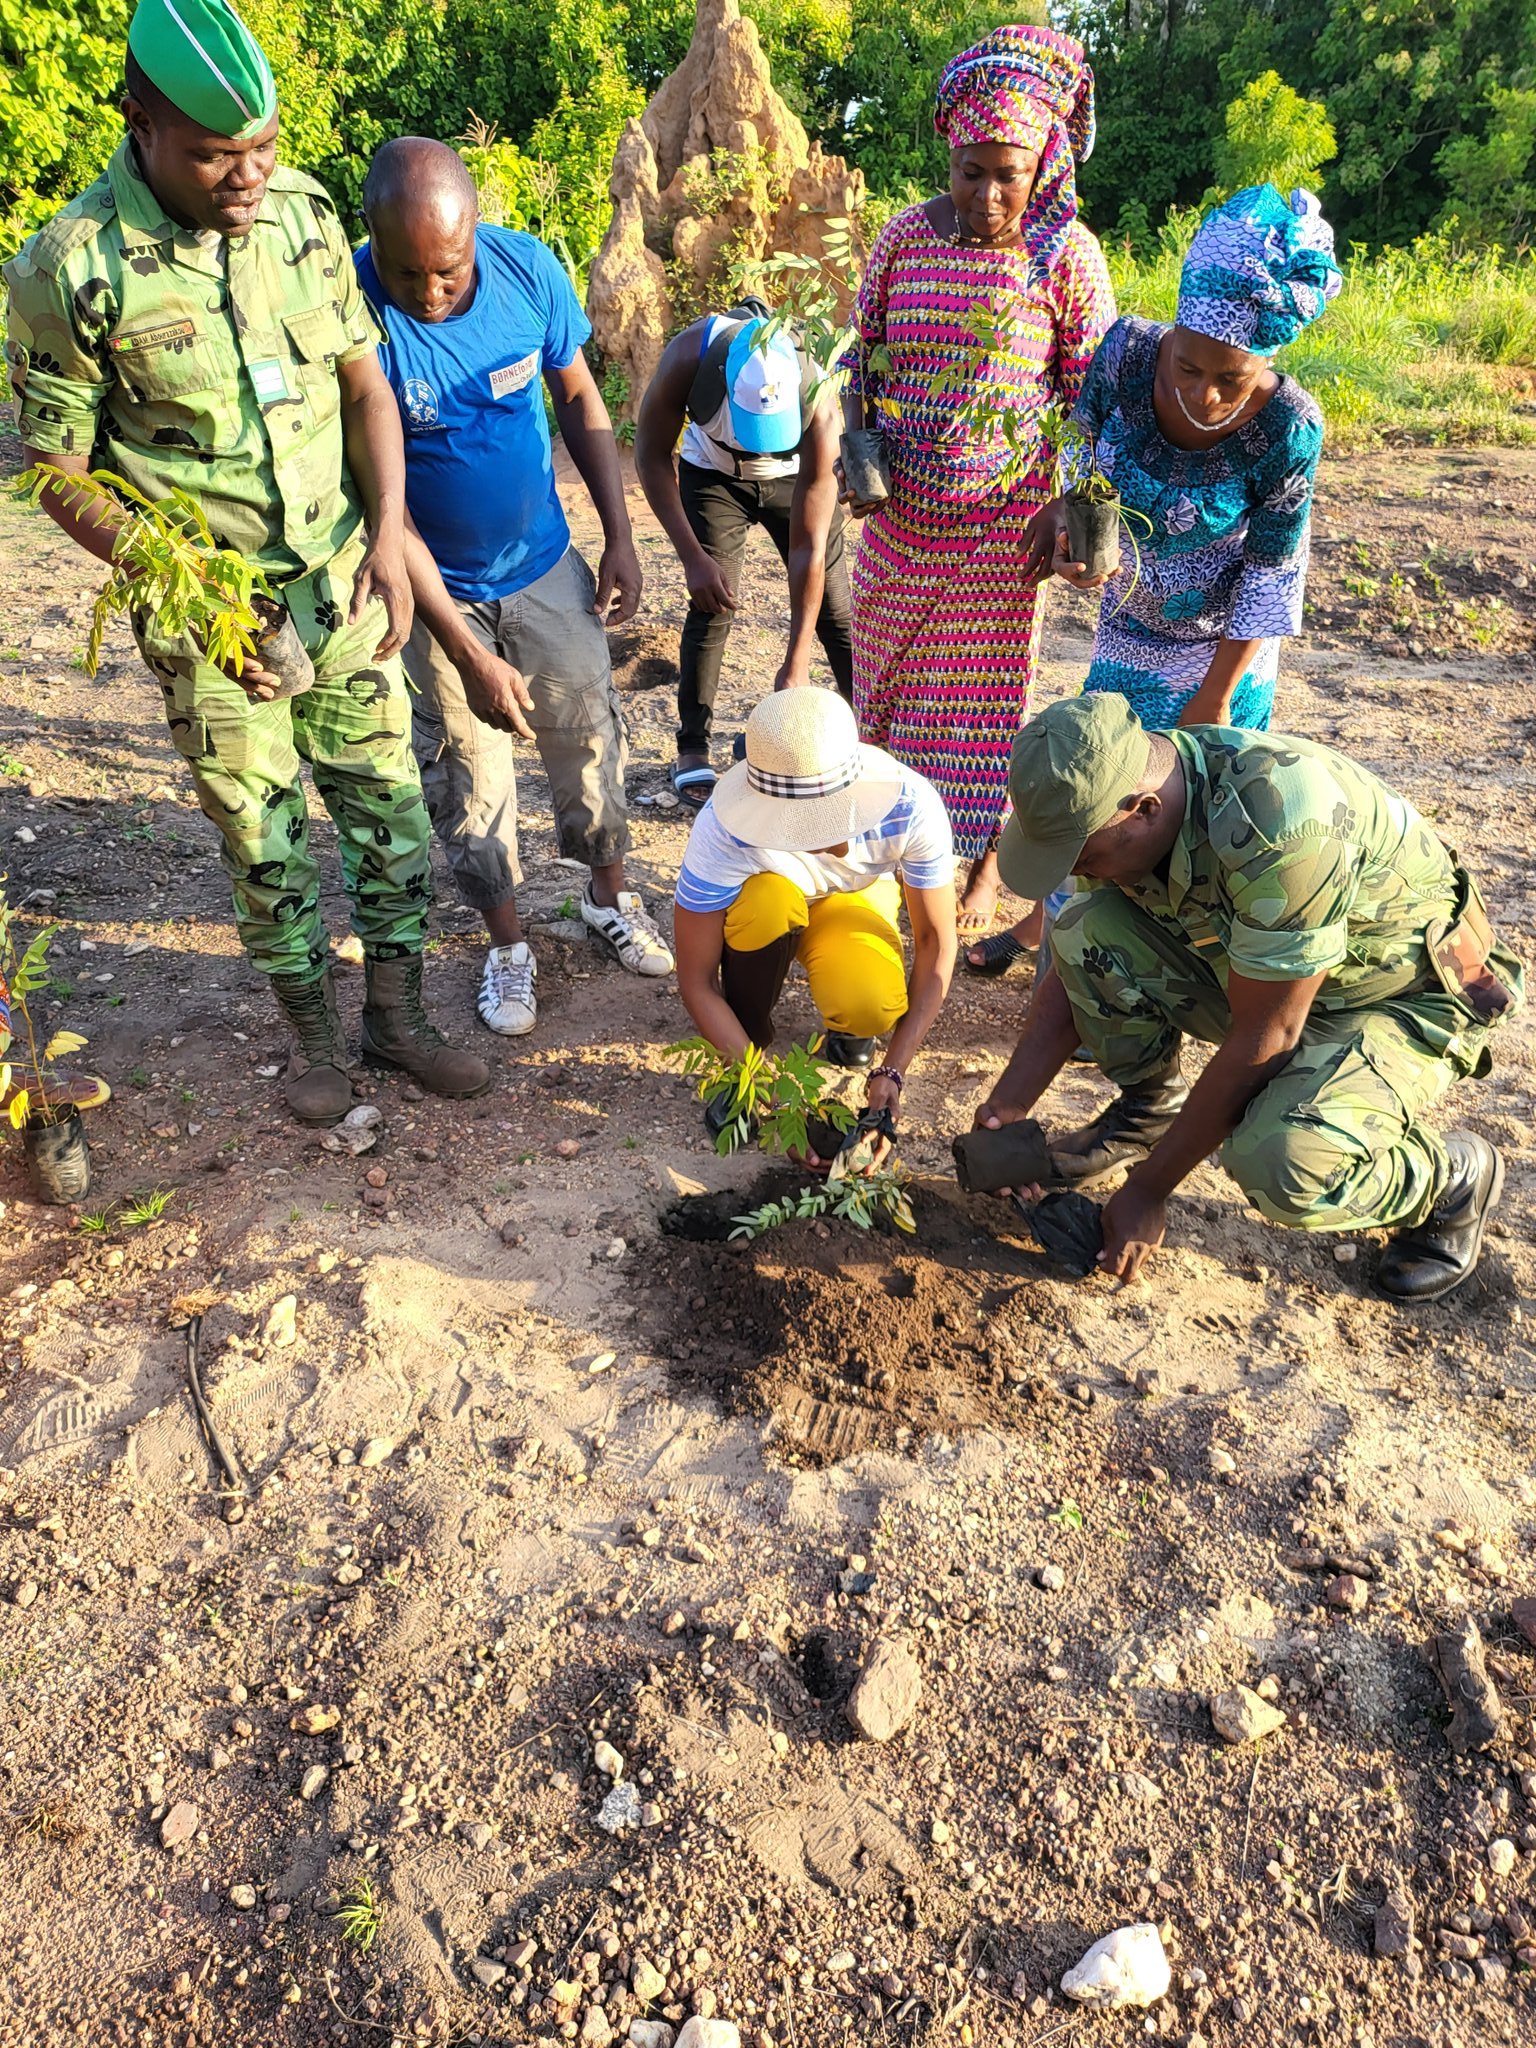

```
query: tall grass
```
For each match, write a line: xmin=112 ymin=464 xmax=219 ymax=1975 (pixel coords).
xmin=1106 ymin=211 xmax=1536 ymax=448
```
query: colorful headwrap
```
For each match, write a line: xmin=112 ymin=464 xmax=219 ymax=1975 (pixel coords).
xmin=1176 ymin=185 xmax=1342 ymax=356
xmin=932 ymin=25 xmax=1094 ymax=283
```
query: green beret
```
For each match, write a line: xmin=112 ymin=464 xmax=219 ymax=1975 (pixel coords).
xmin=127 ymin=0 xmax=277 ymax=140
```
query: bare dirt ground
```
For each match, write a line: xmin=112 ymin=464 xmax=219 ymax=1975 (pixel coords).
xmin=1 ymin=432 xmax=1534 ymax=2048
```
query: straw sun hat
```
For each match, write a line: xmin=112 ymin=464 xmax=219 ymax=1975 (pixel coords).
xmin=711 ymin=689 xmax=903 ymax=853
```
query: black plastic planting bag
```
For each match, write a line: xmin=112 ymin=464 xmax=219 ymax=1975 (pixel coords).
xmin=951 ymin=1119 xmax=1053 ymax=1194
xmin=1027 ymin=1190 xmax=1104 ymax=1277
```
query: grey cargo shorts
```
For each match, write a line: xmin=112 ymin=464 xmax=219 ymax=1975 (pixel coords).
xmin=403 ymin=547 xmax=631 ymax=909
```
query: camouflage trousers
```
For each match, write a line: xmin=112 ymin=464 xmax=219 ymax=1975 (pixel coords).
xmin=137 ymin=536 xmax=431 ymax=979
xmin=1052 ymin=887 xmax=1512 ymax=1233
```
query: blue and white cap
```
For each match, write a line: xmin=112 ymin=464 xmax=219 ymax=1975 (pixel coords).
xmin=724 ymin=320 xmax=803 ymax=455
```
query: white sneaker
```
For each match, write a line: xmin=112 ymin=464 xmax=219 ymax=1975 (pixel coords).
xmin=580 ymin=884 xmax=675 ymax=977
xmin=477 ymin=942 xmax=537 ymax=1035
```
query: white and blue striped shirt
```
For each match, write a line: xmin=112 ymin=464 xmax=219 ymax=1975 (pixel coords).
xmin=675 ymin=767 xmax=955 ymax=914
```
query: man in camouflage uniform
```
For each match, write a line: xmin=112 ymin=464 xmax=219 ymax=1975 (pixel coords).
xmin=975 ymin=695 xmax=1522 ymax=1299
xmin=3 ymin=0 xmax=488 ymax=1123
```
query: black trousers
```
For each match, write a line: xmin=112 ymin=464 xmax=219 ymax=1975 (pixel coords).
xmin=677 ymin=457 xmax=854 ymax=754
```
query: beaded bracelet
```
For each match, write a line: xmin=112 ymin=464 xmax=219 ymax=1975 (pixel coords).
xmin=868 ymin=1064 xmax=904 ymax=1091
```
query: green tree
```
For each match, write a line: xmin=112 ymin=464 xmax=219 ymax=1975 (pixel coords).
xmin=1212 ymin=69 xmax=1336 ymax=197
xmin=0 ymin=0 xmax=127 ymax=260
xmin=1435 ymin=84 xmax=1536 ymax=243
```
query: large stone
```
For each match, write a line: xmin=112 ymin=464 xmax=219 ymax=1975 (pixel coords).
xmin=1060 ymin=1924 xmax=1171 ymax=2010
xmin=1374 ymin=1887 xmax=1414 ymax=1958
xmin=628 ymin=2024 xmax=676 ymax=2048
xmin=632 ymin=1954 xmax=667 ymax=2005
xmin=674 ymin=2023 xmax=741 ymax=2048
xmin=844 ymin=1637 xmax=922 ymax=1744
xmin=160 ymin=1801 xmax=199 ymax=1849
xmin=587 ymin=0 xmax=865 ymax=419
xmin=1209 ymin=1685 xmax=1287 ymax=1745
xmin=1429 ymin=1615 xmax=1503 ymax=1753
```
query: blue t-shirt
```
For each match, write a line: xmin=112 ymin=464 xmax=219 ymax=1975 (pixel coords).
xmin=355 ymin=225 xmax=591 ymax=602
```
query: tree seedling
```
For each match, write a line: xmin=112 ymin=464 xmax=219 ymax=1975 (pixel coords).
xmin=1 ymin=896 xmax=88 ymax=1135
xmin=730 ymin=1161 xmax=916 ymax=1240
xmin=14 ymin=465 xmax=273 ymax=676
xmin=668 ymin=1034 xmax=855 ymax=1159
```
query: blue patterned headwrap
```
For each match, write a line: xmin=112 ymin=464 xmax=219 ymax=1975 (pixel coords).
xmin=1176 ymin=185 xmax=1342 ymax=355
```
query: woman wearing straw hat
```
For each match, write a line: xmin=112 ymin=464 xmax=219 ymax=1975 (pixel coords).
xmin=674 ymin=690 xmax=957 ymax=1155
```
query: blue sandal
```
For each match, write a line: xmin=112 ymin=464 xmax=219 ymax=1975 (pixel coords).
xmin=671 ymin=762 xmax=718 ymax=811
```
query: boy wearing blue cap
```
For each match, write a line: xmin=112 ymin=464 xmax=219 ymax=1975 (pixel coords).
xmin=635 ymin=300 xmax=853 ymax=811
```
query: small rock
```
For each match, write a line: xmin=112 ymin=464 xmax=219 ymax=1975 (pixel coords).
xmin=363 ymin=1164 xmax=388 ymax=1190
xmin=598 ymin=1782 xmax=643 ymax=1833
xmin=334 ymin=1562 xmax=363 ymax=1586
xmin=594 ymin=1739 xmax=624 ymax=1780
xmin=1035 ymin=1564 xmax=1066 ymax=1593
xmin=930 ymin=1818 xmax=951 ymax=1845
xmin=580 ymin=2010 xmax=615 ymax=2047
xmin=661 ymin=1610 xmax=687 ymax=1638
xmin=357 ymin=1437 xmax=394 ymax=1469
xmin=263 ymin=1295 xmax=297 ymax=1347
xmin=160 ymin=1801 xmax=199 ymax=1849
xmin=587 ymin=1350 xmax=618 ymax=1375
xmin=844 ymin=1637 xmax=922 ymax=1744
xmin=632 ymin=1955 xmax=667 ymax=2005
xmin=554 ymin=1139 xmax=581 ymax=1159
xmin=1374 ymin=1886 xmax=1414 ymax=1958
xmin=228 ymin=1883 xmax=257 ymax=1909
xmin=500 ymin=1221 xmax=524 ymax=1246
xmin=507 ymin=1938 xmax=538 ymax=1969
xmin=674 ymin=2023 xmax=740 ymax=2048
xmin=1060 ymin=1923 xmax=1170 ymax=2010
xmin=299 ymin=1765 xmax=329 ymax=1801
xmin=461 ymin=1819 xmax=492 ymax=1851
xmin=1430 ymin=1615 xmax=1503 ymax=1753
xmin=1209 ymin=1685 xmax=1287 ymax=1745
xmin=471 ymin=1957 xmax=507 ymax=1989
xmin=1512 ymin=1596 xmax=1536 ymax=1648
xmin=1470 ymin=1540 xmax=1506 ymax=1577
xmin=290 ymin=1704 xmax=340 ymax=1735
xmin=827 ymin=1949 xmax=856 ymax=1972
xmin=12 ymin=1580 xmax=39 ymax=1610
xmin=1333 ymin=1243 xmax=1357 ymax=1264
xmin=1488 ymin=1838 xmax=1518 ymax=1879
xmin=628 ymin=2024 xmax=676 ymax=2048
xmin=1208 ymin=1445 xmax=1237 ymax=1477
xmin=1326 ymin=1573 xmax=1369 ymax=1613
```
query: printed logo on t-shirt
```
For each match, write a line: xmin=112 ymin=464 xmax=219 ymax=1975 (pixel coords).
xmin=489 ymin=352 xmax=539 ymax=400
xmin=401 ymin=376 xmax=445 ymax=431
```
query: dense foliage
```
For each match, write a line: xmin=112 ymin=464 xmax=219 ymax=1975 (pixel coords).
xmin=5 ymin=0 xmax=1533 ymax=266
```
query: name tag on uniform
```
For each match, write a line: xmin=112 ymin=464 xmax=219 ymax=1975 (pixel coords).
xmin=248 ymin=357 xmax=292 ymax=404
xmin=108 ymin=320 xmax=196 ymax=353
xmin=489 ymin=351 xmax=539 ymax=400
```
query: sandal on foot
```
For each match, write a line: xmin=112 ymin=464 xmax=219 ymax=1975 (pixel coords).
xmin=671 ymin=763 xmax=717 ymax=811
xmin=964 ymin=930 xmax=1029 ymax=978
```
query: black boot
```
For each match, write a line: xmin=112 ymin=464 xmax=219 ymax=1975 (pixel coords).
xmin=820 ymin=1031 xmax=876 ymax=1069
xmin=360 ymin=955 xmax=492 ymax=1099
xmin=1375 ymin=1132 xmax=1504 ymax=1303
xmin=271 ymin=968 xmax=353 ymax=1126
xmin=1047 ymin=1061 xmax=1189 ymax=1189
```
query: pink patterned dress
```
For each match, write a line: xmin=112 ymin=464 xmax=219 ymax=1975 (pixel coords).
xmin=844 ymin=204 xmax=1115 ymax=860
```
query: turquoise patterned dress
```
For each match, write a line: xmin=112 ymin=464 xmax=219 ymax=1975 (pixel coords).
xmin=1072 ymin=315 xmax=1324 ymax=730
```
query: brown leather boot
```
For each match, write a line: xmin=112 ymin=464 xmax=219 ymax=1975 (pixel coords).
xmin=271 ymin=969 xmax=354 ymax=1125
xmin=359 ymin=954 xmax=491 ymax=1098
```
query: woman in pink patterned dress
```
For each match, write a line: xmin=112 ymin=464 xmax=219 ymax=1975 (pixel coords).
xmin=839 ymin=23 xmax=1114 ymax=939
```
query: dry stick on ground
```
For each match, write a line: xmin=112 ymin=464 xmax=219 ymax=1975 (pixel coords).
xmin=322 ymin=1970 xmax=392 ymax=2033
xmin=1239 ymin=1745 xmax=1262 ymax=1882
xmin=179 ymin=1313 xmax=246 ymax=1502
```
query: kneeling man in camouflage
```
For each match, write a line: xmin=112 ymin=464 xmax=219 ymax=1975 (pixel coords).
xmin=975 ymin=696 xmax=1523 ymax=1297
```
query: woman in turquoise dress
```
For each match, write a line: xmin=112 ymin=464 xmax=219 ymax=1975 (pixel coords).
xmin=966 ymin=183 xmax=1342 ymax=974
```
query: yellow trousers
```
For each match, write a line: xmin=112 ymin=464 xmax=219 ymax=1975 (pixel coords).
xmin=723 ymin=872 xmax=906 ymax=1038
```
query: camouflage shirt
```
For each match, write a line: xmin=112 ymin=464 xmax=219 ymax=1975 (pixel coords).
xmin=1115 ymin=727 xmax=1461 ymax=1008
xmin=4 ymin=139 xmax=380 ymax=578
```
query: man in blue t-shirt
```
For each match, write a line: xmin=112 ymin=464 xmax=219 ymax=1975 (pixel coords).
xmin=357 ymin=138 xmax=672 ymax=1040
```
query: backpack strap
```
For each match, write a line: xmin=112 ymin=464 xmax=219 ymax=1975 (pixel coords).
xmin=685 ymin=301 xmax=808 ymax=474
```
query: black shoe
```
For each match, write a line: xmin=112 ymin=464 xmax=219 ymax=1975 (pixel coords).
xmin=1046 ymin=1063 xmax=1189 ymax=1189
xmin=821 ymin=1032 xmax=876 ymax=1069
xmin=1375 ymin=1132 xmax=1504 ymax=1303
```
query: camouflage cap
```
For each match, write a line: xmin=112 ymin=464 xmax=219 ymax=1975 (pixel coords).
xmin=127 ymin=0 xmax=277 ymax=140
xmin=997 ymin=694 xmax=1151 ymax=899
